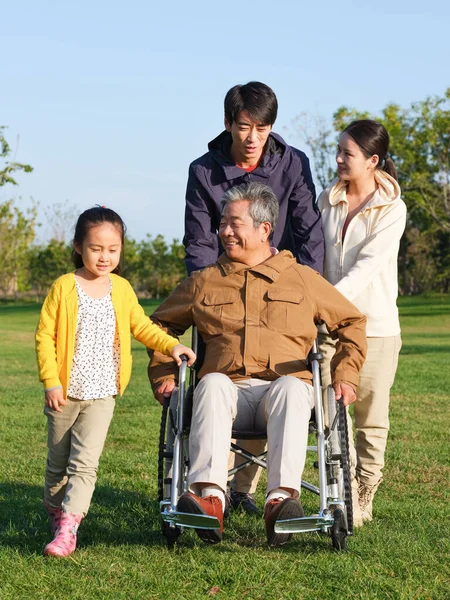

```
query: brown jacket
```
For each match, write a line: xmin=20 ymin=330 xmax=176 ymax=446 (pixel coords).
xmin=148 ymin=251 xmax=367 ymax=392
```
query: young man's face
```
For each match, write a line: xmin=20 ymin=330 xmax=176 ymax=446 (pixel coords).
xmin=225 ymin=110 xmax=272 ymax=167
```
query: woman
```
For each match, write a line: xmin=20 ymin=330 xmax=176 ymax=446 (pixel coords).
xmin=318 ymin=120 xmax=406 ymax=527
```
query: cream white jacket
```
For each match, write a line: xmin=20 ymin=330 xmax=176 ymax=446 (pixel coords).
xmin=318 ymin=171 xmax=407 ymax=337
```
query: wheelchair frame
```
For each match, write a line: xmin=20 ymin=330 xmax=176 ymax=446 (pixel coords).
xmin=158 ymin=333 xmax=353 ymax=551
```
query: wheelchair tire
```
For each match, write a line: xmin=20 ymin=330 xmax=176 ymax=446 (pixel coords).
xmin=331 ymin=508 xmax=347 ymax=551
xmin=158 ymin=396 xmax=173 ymax=503
xmin=326 ymin=386 xmax=353 ymax=536
xmin=161 ymin=520 xmax=181 ymax=550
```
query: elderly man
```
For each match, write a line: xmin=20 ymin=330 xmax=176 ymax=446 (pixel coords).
xmin=149 ymin=182 xmax=366 ymax=547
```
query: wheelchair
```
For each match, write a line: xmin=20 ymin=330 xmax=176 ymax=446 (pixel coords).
xmin=158 ymin=328 xmax=353 ymax=551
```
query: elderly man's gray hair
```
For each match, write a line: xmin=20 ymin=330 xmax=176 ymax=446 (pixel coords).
xmin=220 ymin=182 xmax=279 ymax=237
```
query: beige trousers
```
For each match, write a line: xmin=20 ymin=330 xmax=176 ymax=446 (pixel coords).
xmin=188 ymin=374 xmax=314 ymax=495
xmin=319 ymin=333 xmax=401 ymax=486
xmin=44 ymin=395 xmax=116 ymax=516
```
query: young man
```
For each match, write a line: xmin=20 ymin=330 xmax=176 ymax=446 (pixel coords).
xmin=183 ymin=82 xmax=325 ymax=512
xmin=184 ymin=81 xmax=324 ymax=276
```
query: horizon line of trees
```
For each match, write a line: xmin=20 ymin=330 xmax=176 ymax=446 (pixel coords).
xmin=1 ymin=87 xmax=450 ymax=298
xmin=1 ymin=227 xmax=186 ymax=301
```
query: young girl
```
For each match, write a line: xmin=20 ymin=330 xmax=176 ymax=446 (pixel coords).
xmin=36 ymin=206 xmax=195 ymax=557
xmin=318 ymin=120 xmax=407 ymax=527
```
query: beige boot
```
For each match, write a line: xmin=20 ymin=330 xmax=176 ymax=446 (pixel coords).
xmin=358 ymin=481 xmax=380 ymax=523
xmin=351 ymin=478 xmax=363 ymax=528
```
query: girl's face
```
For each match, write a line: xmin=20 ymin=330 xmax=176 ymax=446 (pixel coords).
xmin=74 ymin=222 xmax=122 ymax=278
xmin=336 ymin=132 xmax=378 ymax=182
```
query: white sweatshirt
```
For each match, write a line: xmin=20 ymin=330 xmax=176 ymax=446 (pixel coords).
xmin=318 ymin=171 xmax=407 ymax=337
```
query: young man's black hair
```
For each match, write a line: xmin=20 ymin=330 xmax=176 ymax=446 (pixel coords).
xmin=224 ymin=81 xmax=278 ymax=127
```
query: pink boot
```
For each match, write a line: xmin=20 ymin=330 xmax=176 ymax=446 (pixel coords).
xmin=43 ymin=500 xmax=63 ymax=534
xmin=43 ymin=512 xmax=83 ymax=557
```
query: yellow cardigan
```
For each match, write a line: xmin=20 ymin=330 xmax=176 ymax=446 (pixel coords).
xmin=35 ymin=273 xmax=179 ymax=398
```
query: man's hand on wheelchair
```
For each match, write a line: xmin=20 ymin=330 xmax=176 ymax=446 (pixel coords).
xmin=155 ymin=380 xmax=176 ymax=406
xmin=333 ymin=381 xmax=356 ymax=407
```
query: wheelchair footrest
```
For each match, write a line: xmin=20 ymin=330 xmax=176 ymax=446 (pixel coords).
xmin=275 ymin=514 xmax=333 ymax=534
xmin=161 ymin=510 xmax=221 ymax=530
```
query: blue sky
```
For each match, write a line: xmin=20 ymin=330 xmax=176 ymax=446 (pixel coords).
xmin=2 ymin=0 xmax=449 ymax=243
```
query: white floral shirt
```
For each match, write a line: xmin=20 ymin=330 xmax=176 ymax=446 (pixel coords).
xmin=67 ymin=278 xmax=120 ymax=400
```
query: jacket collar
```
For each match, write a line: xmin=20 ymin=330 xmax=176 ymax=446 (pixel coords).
xmin=328 ymin=170 xmax=401 ymax=209
xmin=217 ymin=250 xmax=296 ymax=282
xmin=207 ymin=131 xmax=287 ymax=181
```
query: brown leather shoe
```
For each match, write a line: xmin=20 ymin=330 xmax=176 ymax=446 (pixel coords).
xmin=177 ymin=493 xmax=224 ymax=544
xmin=264 ymin=497 xmax=304 ymax=547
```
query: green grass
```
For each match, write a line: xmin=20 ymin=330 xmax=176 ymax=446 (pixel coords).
xmin=0 ymin=296 xmax=449 ymax=599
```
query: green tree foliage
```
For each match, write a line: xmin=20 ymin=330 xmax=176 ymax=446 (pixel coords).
xmin=134 ymin=234 xmax=186 ymax=298
xmin=121 ymin=235 xmax=141 ymax=288
xmin=0 ymin=126 xmax=33 ymax=188
xmin=295 ymin=89 xmax=450 ymax=293
xmin=0 ymin=200 xmax=38 ymax=296
xmin=27 ymin=240 xmax=72 ymax=300
xmin=17 ymin=233 xmax=186 ymax=300
xmin=0 ymin=127 xmax=36 ymax=297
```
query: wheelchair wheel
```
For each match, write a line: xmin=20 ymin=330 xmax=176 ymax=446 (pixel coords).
xmin=331 ymin=508 xmax=347 ymax=551
xmin=161 ymin=521 xmax=181 ymax=550
xmin=158 ymin=387 xmax=193 ymax=503
xmin=158 ymin=398 xmax=183 ymax=548
xmin=158 ymin=396 xmax=173 ymax=503
xmin=326 ymin=386 xmax=353 ymax=535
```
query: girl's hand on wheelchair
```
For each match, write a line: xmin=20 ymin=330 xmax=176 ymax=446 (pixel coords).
xmin=171 ymin=344 xmax=196 ymax=367
xmin=333 ymin=381 xmax=356 ymax=406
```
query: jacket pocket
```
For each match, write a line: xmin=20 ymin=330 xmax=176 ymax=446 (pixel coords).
xmin=265 ymin=289 xmax=305 ymax=334
xmin=268 ymin=353 xmax=310 ymax=380
xmin=200 ymin=290 xmax=244 ymax=335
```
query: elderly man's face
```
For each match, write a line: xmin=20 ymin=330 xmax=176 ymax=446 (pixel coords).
xmin=219 ymin=200 xmax=270 ymax=264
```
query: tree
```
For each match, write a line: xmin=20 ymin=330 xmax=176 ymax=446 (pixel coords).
xmin=121 ymin=235 xmax=141 ymax=288
xmin=43 ymin=202 xmax=78 ymax=243
xmin=0 ymin=127 xmax=35 ymax=297
xmin=0 ymin=126 xmax=33 ymax=188
xmin=0 ymin=199 xmax=38 ymax=296
xmin=27 ymin=240 xmax=72 ymax=300
xmin=135 ymin=234 xmax=186 ymax=298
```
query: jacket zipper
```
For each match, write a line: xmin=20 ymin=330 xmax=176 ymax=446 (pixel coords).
xmin=338 ymin=204 xmax=348 ymax=279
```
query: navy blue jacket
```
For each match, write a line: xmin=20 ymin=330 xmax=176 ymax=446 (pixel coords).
xmin=183 ymin=131 xmax=324 ymax=275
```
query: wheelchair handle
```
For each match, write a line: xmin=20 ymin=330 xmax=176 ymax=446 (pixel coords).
xmin=180 ymin=354 xmax=189 ymax=362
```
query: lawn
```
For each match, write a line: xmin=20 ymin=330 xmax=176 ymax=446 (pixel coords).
xmin=0 ymin=295 xmax=449 ymax=600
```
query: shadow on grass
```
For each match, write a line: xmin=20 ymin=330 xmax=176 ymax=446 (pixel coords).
xmin=0 ymin=482 xmax=165 ymax=553
xmin=400 ymin=344 xmax=450 ymax=355
xmin=0 ymin=483 xmax=356 ymax=556
xmin=229 ymin=512 xmax=343 ymax=553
